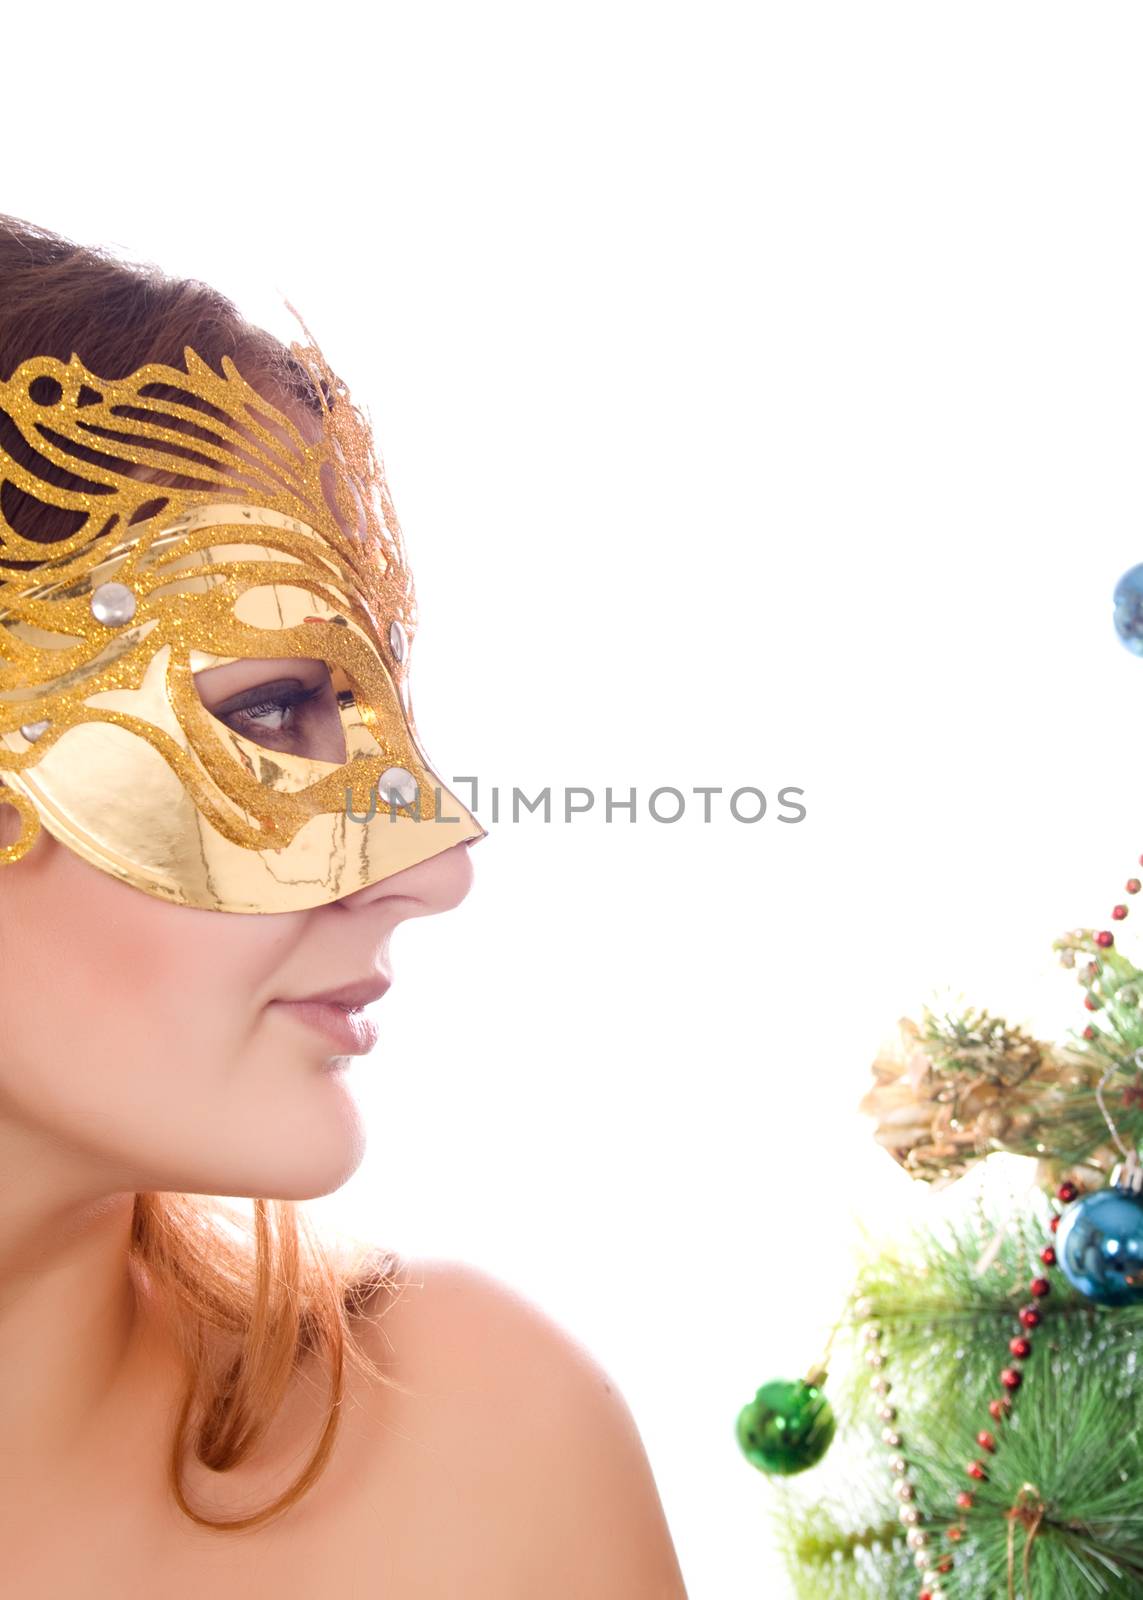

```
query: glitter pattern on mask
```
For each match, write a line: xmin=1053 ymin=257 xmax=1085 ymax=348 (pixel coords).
xmin=0 ymin=309 xmax=485 ymax=911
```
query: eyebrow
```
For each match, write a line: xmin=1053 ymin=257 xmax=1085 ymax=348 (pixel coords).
xmin=206 ymin=677 xmax=311 ymax=716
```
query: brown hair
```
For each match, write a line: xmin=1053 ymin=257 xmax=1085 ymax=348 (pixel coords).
xmin=0 ymin=212 xmax=406 ymax=1532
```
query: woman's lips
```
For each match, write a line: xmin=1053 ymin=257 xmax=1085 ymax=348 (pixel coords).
xmin=268 ymin=999 xmax=381 ymax=1055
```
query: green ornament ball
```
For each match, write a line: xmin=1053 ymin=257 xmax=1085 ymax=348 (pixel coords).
xmin=736 ymin=1375 xmax=836 ymax=1476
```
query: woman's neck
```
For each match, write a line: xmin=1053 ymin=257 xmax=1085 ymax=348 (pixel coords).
xmin=0 ymin=1165 xmax=154 ymax=1491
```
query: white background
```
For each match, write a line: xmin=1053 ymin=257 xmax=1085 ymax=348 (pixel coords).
xmin=7 ymin=6 xmax=1143 ymax=1593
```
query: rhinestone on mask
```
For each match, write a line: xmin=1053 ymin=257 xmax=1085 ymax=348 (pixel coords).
xmin=377 ymin=766 xmax=418 ymax=808
xmin=389 ymin=619 xmax=407 ymax=663
xmin=19 ymin=720 xmax=50 ymax=743
xmin=90 ymin=582 xmax=137 ymax=626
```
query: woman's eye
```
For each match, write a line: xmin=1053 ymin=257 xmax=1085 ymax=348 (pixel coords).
xmin=201 ymin=667 xmax=348 ymax=763
xmin=223 ymin=685 xmax=321 ymax=735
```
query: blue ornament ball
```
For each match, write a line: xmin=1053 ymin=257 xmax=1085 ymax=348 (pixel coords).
xmin=1056 ymin=1185 xmax=1143 ymax=1306
xmin=1113 ymin=564 xmax=1143 ymax=656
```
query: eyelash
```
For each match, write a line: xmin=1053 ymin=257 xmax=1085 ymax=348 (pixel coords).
xmin=223 ymin=683 xmax=324 ymax=734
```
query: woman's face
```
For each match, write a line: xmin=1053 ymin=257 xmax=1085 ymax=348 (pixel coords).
xmin=0 ymin=655 xmax=475 ymax=1202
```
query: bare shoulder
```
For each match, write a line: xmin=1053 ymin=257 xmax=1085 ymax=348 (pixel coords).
xmin=347 ymin=1255 xmax=689 ymax=1599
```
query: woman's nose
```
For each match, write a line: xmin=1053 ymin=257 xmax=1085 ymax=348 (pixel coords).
xmin=333 ymin=837 xmax=477 ymax=918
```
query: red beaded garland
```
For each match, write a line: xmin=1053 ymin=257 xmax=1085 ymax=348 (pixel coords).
xmin=1057 ymin=1181 xmax=1078 ymax=1203
xmin=1095 ymin=930 xmax=1115 ymax=948
xmin=930 ymin=1186 xmax=1064 ymax=1584
xmin=1049 ymin=1214 xmax=1061 ymax=1233
xmin=1114 ymin=905 xmax=1128 ymax=920
xmin=946 ymin=1525 xmax=964 ymax=1541
xmin=1128 ymin=878 xmax=1141 ymax=894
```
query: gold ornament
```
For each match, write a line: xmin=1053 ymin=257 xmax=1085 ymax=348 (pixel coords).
xmin=860 ymin=1010 xmax=1105 ymax=1186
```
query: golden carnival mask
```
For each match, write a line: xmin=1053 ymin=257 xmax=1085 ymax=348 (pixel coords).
xmin=0 ymin=313 xmax=485 ymax=912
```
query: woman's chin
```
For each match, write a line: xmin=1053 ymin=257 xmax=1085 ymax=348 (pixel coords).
xmin=192 ymin=1087 xmax=368 ymax=1202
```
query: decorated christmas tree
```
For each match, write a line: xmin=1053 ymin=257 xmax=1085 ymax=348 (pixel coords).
xmin=736 ymin=572 xmax=1143 ymax=1600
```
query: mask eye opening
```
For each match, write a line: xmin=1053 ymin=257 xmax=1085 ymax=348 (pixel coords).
xmin=192 ymin=656 xmax=349 ymax=766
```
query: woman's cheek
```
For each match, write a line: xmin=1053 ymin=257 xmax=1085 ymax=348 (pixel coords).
xmin=51 ymin=852 xmax=277 ymax=1041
